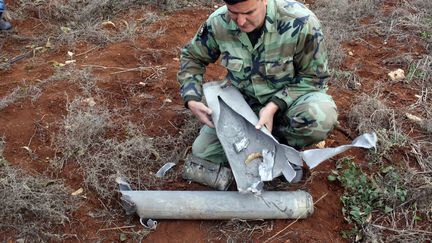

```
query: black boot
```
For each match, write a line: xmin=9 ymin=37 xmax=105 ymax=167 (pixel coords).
xmin=183 ymin=155 xmax=233 ymax=191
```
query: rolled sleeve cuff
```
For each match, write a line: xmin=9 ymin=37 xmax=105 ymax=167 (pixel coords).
xmin=183 ymin=95 xmax=201 ymax=109
xmin=270 ymin=96 xmax=287 ymax=113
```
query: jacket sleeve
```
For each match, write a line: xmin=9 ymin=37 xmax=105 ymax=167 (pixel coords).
xmin=271 ymin=15 xmax=330 ymax=113
xmin=177 ymin=21 xmax=221 ymax=107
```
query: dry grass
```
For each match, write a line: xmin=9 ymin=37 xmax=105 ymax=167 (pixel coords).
xmin=312 ymin=0 xmax=380 ymax=68
xmin=348 ymin=93 xmax=396 ymax=134
xmin=207 ymin=219 xmax=273 ymax=242
xmin=0 ymin=136 xmax=6 ymax=166
xmin=0 ymin=74 xmax=64 ymax=111
xmin=8 ymin=0 xmax=217 ymax=47
xmin=0 ymin=164 xmax=77 ymax=241
xmin=331 ymin=70 xmax=362 ymax=90
xmin=348 ymin=92 xmax=409 ymax=164
xmin=374 ymin=0 xmax=432 ymax=44
xmin=53 ymin=96 xmax=199 ymax=205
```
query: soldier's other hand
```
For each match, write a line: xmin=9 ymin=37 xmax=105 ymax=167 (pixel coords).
xmin=255 ymin=101 xmax=279 ymax=132
xmin=188 ymin=100 xmax=214 ymax=128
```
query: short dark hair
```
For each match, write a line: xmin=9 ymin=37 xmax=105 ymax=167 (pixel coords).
xmin=223 ymin=0 xmax=248 ymax=5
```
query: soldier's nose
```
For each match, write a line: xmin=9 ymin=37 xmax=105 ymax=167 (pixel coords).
xmin=236 ymin=14 xmax=247 ymax=27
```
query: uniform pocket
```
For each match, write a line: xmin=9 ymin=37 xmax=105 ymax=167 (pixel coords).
xmin=265 ymin=57 xmax=294 ymax=83
xmin=221 ymin=58 xmax=243 ymax=72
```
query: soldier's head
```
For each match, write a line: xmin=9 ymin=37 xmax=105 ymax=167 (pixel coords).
xmin=223 ymin=0 xmax=267 ymax=33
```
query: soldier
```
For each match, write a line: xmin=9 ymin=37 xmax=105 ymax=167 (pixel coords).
xmin=178 ymin=0 xmax=338 ymax=188
xmin=0 ymin=0 xmax=12 ymax=30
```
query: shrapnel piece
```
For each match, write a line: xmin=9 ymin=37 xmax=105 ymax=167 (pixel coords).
xmin=233 ymin=137 xmax=249 ymax=153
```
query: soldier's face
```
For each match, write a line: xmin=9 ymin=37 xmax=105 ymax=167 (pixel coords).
xmin=227 ymin=0 xmax=267 ymax=33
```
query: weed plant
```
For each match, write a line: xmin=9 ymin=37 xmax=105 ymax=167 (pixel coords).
xmin=329 ymin=157 xmax=408 ymax=241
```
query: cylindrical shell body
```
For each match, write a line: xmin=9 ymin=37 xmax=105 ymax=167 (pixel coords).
xmin=120 ymin=190 xmax=314 ymax=220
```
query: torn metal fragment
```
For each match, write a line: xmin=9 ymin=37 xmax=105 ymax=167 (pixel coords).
xmin=155 ymin=162 xmax=176 ymax=178
xmin=116 ymin=177 xmax=132 ymax=191
xmin=140 ymin=218 xmax=158 ymax=230
xmin=115 ymin=178 xmax=136 ymax=215
xmin=259 ymin=149 xmax=274 ymax=181
xmin=247 ymin=181 xmax=264 ymax=195
xmin=233 ymin=137 xmax=249 ymax=153
xmin=300 ymin=132 xmax=377 ymax=169
xmin=204 ymin=82 xmax=299 ymax=191
xmin=203 ymin=81 xmax=378 ymax=191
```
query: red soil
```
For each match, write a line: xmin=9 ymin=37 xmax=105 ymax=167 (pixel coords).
xmin=0 ymin=2 xmax=427 ymax=242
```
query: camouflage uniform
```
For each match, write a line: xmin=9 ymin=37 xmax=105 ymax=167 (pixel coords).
xmin=178 ymin=0 xmax=338 ymax=164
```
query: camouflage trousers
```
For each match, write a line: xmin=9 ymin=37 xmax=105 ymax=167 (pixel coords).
xmin=192 ymin=92 xmax=338 ymax=164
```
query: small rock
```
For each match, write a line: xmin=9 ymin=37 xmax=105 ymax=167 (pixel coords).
xmin=138 ymin=93 xmax=154 ymax=99
xmin=102 ymin=21 xmax=116 ymax=29
xmin=388 ymin=69 xmax=405 ymax=81
xmin=83 ymin=97 xmax=96 ymax=107
xmin=406 ymin=113 xmax=423 ymax=123
xmin=71 ymin=188 xmax=84 ymax=196
xmin=348 ymin=51 xmax=354 ymax=56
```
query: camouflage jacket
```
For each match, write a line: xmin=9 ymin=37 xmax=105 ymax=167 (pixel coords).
xmin=178 ymin=0 xmax=330 ymax=112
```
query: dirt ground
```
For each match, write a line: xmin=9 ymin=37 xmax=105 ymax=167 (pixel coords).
xmin=1 ymin=0 xmax=431 ymax=242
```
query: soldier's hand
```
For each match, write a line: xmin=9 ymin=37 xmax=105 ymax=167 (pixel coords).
xmin=188 ymin=100 xmax=214 ymax=128
xmin=255 ymin=102 xmax=279 ymax=132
